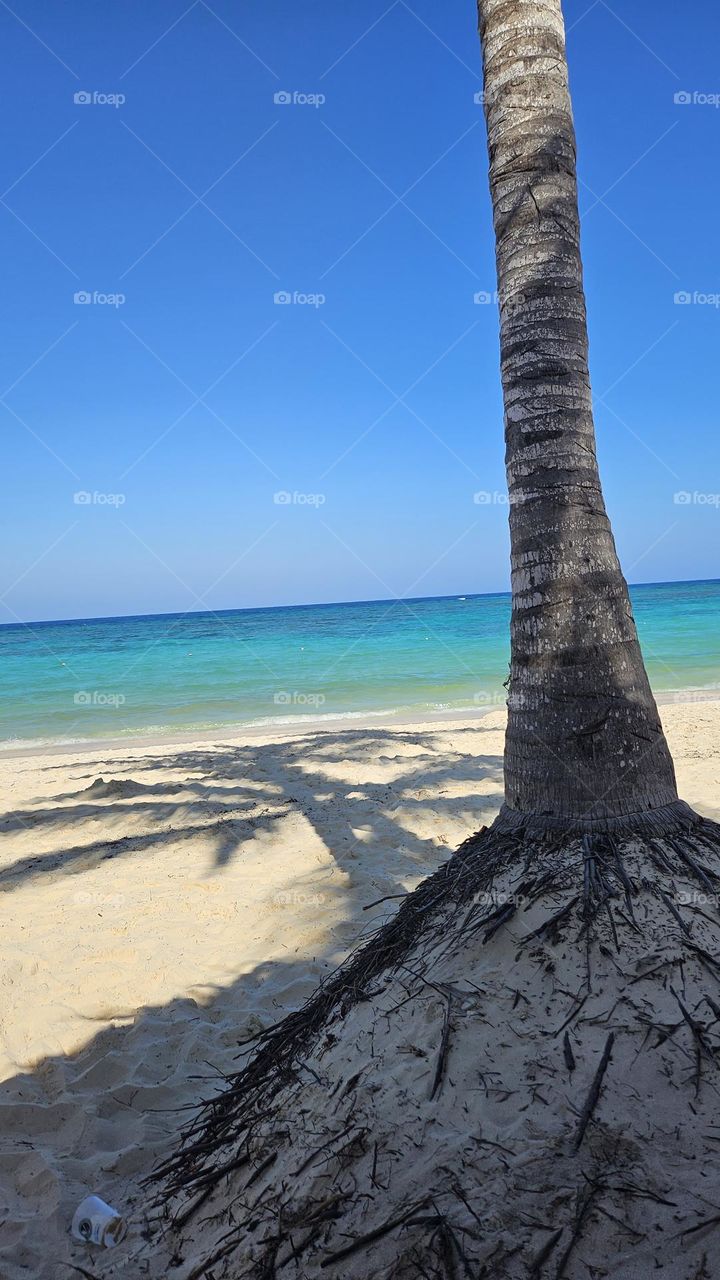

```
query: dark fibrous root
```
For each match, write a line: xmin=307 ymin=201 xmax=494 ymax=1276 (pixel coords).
xmin=148 ymin=807 xmax=720 ymax=1278
xmin=573 ymin=1031 xmax=614 ymax=1151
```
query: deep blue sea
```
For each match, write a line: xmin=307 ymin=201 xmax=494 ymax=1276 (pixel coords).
xmin=1 ymin=580 xmax=718 ymax=748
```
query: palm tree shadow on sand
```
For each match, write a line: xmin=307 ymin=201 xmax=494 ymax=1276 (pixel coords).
xmin=0 ymin=722 xmax=504 ymax=1279
xmin=1 ymin=724 xmax=503 ymax=890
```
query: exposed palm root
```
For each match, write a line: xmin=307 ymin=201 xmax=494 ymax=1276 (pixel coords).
xmin=147 ymin=808 xmax=720 ymax=1279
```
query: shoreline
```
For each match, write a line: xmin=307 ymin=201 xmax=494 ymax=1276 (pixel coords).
xmin=2 ymin=686 xmax=719 ymax=760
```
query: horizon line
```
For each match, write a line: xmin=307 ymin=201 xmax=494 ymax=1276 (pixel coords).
xmin=1 ymin=575 xmax=718 ymax=631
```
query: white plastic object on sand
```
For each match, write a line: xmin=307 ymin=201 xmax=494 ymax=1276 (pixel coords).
xmin=71 ymin=1195 xmax=127 ymax=1248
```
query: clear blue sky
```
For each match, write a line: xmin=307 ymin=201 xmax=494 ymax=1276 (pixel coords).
xmin=2 ymin=0 xmax=718 ymax=624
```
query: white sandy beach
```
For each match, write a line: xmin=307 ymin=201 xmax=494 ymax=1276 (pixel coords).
xmin=0 ymin=700 xmax=718 ymax=1277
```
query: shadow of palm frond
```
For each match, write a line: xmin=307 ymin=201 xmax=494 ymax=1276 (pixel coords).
xmin=0 ymin=723 xmax=505 ymax=1276
xmin=0 ymin=725 xmax=504 ymax=893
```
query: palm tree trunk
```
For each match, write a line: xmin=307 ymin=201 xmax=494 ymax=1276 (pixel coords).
xmin=477 ymin=0 xmax=680 ymax=829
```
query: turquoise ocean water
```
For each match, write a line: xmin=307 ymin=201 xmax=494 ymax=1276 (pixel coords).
xmin=1 ymin=580 xmax=718 ymax=749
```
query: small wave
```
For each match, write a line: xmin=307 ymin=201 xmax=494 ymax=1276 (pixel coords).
xmin=242 ymin=708 xmax=405 ymax=728
xmin=0 ymin=700 xmax=507 ymax=753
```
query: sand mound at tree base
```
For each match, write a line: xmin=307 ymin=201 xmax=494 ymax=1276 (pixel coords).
xmin=147 ymin=817 xmax=720 ymax=1279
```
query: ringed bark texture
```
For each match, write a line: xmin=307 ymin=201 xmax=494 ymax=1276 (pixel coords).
xmin=476 ymin=0 xmax=678 ymax=824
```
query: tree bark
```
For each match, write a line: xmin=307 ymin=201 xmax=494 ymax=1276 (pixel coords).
xmin=476 ymin=0 xmax=679 ymax=826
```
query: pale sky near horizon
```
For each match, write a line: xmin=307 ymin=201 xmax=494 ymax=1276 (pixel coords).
xmin=2 ymin=0 xmax=719 ymax=624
